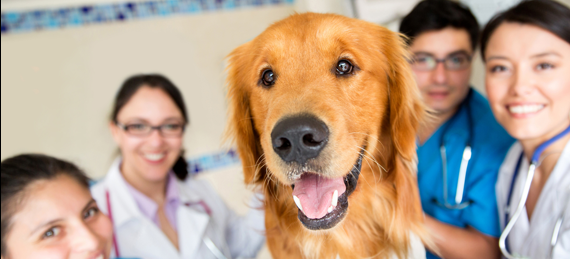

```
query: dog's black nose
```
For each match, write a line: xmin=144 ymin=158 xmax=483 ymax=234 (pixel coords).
xmin=271 ymin=114 xmax=329 ymax=164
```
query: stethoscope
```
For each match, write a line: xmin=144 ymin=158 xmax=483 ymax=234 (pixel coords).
xmin=431 ymin=90 xmax=474 ymax=210
xmin=499 ymin=125 xmax=570 ymax=259
xmin=105 ymin=190 xmax=231 ymax=259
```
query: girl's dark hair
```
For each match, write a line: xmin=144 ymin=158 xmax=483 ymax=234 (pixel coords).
xmin=1 ymin=154 xmax=91 ymax=256
xmin=111 ymin=74 xmax=190 ymax=180
xmin=481 ymin=0 xmax=570 ymax=61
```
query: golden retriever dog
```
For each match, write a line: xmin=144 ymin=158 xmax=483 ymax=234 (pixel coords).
xmin=225 ymin=13 xmax=431 ymax=259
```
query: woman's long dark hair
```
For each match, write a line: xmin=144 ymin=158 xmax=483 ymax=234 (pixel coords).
xmin=481 ymin=0 xmax=570 ymax=60
xmin=1 ymin=154 xmax=91 ymax=256
xmin=111 ymin=74 xmax=190 ymax=180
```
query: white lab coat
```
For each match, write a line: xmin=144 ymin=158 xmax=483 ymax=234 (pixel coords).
xmin=496 ymin=141 xmax=570 ymax=259
xmin=91 ymin=159 xmax=266 ymax=259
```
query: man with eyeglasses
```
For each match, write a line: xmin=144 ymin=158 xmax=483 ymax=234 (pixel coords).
xmin=399 ymin=1 xmax=514 ymax=259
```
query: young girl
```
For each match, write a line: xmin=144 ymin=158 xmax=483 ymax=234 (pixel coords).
xmin=91 ymin=74 xmax=264 ymax=259
xmin=481 ymin=1 xmax=570 ymax=258
xmin=1 ymin=154 xmax=113 ymax=259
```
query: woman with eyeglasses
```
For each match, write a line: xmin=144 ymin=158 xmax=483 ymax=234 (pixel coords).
xmin=90 ymin=74 xmax=265 ymax=259
xmin=481 ymin=0 xmax=570 ymax=258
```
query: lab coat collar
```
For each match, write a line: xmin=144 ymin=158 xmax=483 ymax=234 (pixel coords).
xmin=105 ymin=158 xmax=213 ymax=257
xmin=105 ymin=158 xmax=146 ymax=228
xmin=174 ymin=176 xmax=211 ymax=257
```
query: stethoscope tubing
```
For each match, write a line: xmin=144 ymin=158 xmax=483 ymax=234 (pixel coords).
xmin=436 ymin=89 xmax=474 ymax=210
xmin=499 ymin=162 xmax=536 ymax=259
xmin=499 ymin=125 xmax=570 ymax=259
xmin=106 ymin=190 xmax=121 ymax=258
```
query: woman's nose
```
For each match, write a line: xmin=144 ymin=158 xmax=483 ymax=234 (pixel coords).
xmin=510 ymin=68 xmax=535 ymax=96
xmin=147 ymin=128 xmax=166 ymax=146
xmin=71 ymin=222 xmax=101 ymax=253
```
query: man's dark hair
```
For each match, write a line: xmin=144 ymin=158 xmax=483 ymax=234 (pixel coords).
xmin=399 ymin=0 xmax=480 ymax=51
xmin=481 ymin=0 xmax=570 ymax=61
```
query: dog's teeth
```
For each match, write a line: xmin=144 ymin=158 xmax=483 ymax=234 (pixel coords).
xmin=328 ymin=206 xmax=333 ymax=213
xmin=332 ymin=190 xmax=338 ymax=207
xmin=293 ymin=195 xmax=303 ymax=212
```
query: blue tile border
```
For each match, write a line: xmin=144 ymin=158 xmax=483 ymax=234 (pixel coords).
xmin=188 ymin=149 xmax=241 ymax=174
xmin=1 ymin=0 xmax=295 ymax=35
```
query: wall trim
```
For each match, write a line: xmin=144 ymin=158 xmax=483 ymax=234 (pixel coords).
xmin=1 ymin=0 xmax=294 ymax=35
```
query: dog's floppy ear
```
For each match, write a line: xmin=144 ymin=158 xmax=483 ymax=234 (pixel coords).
xmin=382 ymin=30 xmax=426 ymax=162
xmin=374 ymin=27 xmax=434 ymax=252
xmin=225 ymin=42 xmax=264 ymax=185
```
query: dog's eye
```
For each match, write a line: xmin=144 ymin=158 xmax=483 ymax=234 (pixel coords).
xmin=261 ymin=69 xmax=276 ymax=87
xmin=336 ymin=60 xmax=353 ymax=75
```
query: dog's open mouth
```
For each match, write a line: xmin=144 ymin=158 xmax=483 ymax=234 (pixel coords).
xmin=291 ymin=152 xmax=363 ymax=230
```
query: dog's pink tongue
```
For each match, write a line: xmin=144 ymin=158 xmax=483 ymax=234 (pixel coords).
xmin=292 ymin=173 xmax=346 ymax=219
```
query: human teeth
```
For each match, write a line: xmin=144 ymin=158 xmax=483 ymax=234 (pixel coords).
xmin=328 ymin=206 xmax=333 ymax=213
xmin=509 ymin=104 xmax=544 ymax=114
xmin=332 ymin=190 xmax=338 ymax=207
xmin=144 ymin=153 xmax=165 ymax=161
xmin=293 ymin=195 xmax=303 ymax=212
xmin=95 ymin=255 xmax=104 ymax=259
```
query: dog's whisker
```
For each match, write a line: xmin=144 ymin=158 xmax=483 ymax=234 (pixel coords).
xmin=348 ymin=146 xmax=375 ymax=189
xmin=348 ymin=131 xmax=386 ymax=151
xmin=360 ymin=153 xmax=378 ymax=186
xmin=263 ymin=168 xmax=281 ymax=202
xmin=354 ymin=145 xmax=388 ymax=182
xmin=349 ymin=131 xmax=391 ymax=166
xmin=252 ymin=153 xmax=267 ymax=183
xmin=355 ymin=145 xmax=388 ymax=174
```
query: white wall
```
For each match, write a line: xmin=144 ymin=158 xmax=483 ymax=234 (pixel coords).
xmin=1 ymin=5 xmax=296 ymax=178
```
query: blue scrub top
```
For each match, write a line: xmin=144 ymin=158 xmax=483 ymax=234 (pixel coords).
xmin=417 ymin=88 xmax=515 ymax=259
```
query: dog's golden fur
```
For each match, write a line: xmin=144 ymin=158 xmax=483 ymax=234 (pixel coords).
xmin=225 ymin=13 xmax=431 ymax=259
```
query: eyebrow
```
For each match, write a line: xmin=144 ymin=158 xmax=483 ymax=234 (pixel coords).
xmin=123 ymin=117 xmax=184 ymax=123
xmin=162 ymin=117 xmax=185 ymax=122
xmin=530 ymin=52 xmax=561 ymax=58
xmin=30 ymin=218 xmax=63 ymax=237
xmin=413 ymin=50 xmax=471 ymax=57
xmin=448 ymin=50 xmax=471 ymax=57
xmin=486 ymin=56 xmax=509 ymax=62
xmin=82 ymin=199 xmax=97 ymax=213
xmin=30 ymin=199 xmax=97 ymax=236
xmin=487 ymin=52 xmax=562 ymax=62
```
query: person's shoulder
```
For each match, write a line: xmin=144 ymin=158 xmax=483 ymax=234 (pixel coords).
xmin=180 ymin=175 xmax=214 ymax=190
xmin=502 ymin=142 xmax=523 ymax=166
xmin=496 ymin=142 xmax=523 ymax=184
xmin=469 ymin=89 xmax=515 ymax=147
xmin=90 ymin=159 xmax=121 ymax=202
xmin=89 ymin=176 xmax=108 ymax=203
xmin=178 ymin=175 xmax=222 ymax=201
xmin=468 ymin=89 xmax=496 ymax=124
xmin=90 ymin=178 xmax=106 ymax=191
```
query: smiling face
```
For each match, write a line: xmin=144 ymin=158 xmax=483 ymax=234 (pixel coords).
xmin=485 ymin=23 xmax=570 ymax=142
xmin=247 ymin=19 xmax=388 ymax=228
xmin=410 ymin=27 xmax=473 ymax=117
xmin=227 ymin=13 xmax=424 ymax=234
xmin=3 ymin=175 xmax=112 ymax=259
xmin=110 ymin=86 xmax=185 ymax=184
